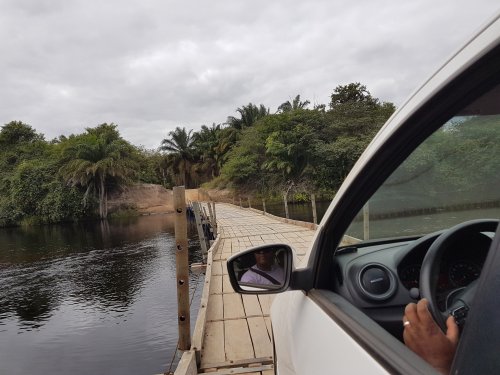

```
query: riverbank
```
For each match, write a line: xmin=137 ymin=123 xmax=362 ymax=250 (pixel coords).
xmin=108 ymin=184 xmax=252 ymax=215
xmin=107 ymin=184 xmax=218 ymax=215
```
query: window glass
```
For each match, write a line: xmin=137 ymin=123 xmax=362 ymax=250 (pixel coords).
xmin=345 ymin=84 xmax=500 ymax=241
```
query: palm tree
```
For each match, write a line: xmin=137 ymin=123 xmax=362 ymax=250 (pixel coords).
xmin=192 ymin=124 xmax=221 ymax=178
xmin=214 ymin=126 xmax=239 ymax=172
xmin=277 ymin=95 xmax=310 ymax=113
xmin=226 ymin=103 xmax=269 ymax=129
xmin=60 ymin=124 xmax=138 ymax=219
xmin=159 ymin=127 xmax=195 ymax=187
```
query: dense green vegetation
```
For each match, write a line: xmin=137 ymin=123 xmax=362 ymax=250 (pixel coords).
xmin=0 ymin=83 xmax=395 ymax=226
xmin=214 ymin=84 xmax=395 ymax=198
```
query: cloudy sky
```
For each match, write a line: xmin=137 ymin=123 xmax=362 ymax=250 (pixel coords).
xmin=1 ymin=1 xmax=498 ymax=149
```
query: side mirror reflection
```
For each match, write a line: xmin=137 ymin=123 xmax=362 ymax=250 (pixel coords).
xmin=227 ymin=244 xmax=292 ymax=294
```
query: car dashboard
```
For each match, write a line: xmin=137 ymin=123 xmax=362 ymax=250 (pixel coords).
xmin=332 ymin=230 xmax=492 ymax=339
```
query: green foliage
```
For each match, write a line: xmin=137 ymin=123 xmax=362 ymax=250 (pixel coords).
xmin=277 ymin=95 xmax=310 ymax=113
xmin=220 ymin=126 xmax=266 ymax=187
xmin=10 ymin=161 xmax=51 ymax=215
xmin=384 ymin=115 xmax=500 ymax=208
xmin=1 ymin=82 xmax=397 ymax=227
xmin=159 ymin=126 xmax=196 ymax=187
xmin=60 ymin=123 xmax=139 ymax=219
xmin=221 ymin=154 xmax=260 ymax=184
xmin=292 ymin=192 xmax=310 ymax=203
xmin=215 ymin=85 xmax=394 ymax=197
xmin=136 ymin=148 xmax=170 ymax=186
xmin=0 ymin=197 xmax=22 ymax=227
xmin=226 ymin=103 xmax=269 ymax=129
xmin=37 ymin=183 xmax=89 ymax=223
xmin=191 ymin=123 xmax=225 ymax=180
xmin=329 ymin=82 xmax=379 ymax=108
xmin=263 ymin=120 xmax=315 ymax=180
xmin=0 ymin=121 xmax=43 ymax=145
xmin=0 ymin=134 xmax=89 ymax=226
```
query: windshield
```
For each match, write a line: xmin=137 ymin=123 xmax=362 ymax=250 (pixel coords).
xmin=344 ymin=84 xmax=500 ymax=241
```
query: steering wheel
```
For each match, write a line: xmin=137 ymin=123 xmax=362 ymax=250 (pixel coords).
xmin=419 ymin=219 xmax=499 ymax=332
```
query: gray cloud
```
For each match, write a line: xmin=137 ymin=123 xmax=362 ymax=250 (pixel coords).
xmin=0 ymin=0 xmax=498 ymax=148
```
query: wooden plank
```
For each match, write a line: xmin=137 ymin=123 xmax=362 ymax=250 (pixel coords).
xmin=192 ymin=243 xmax=214 ymax=352
xmin=223 ymin=293 xmax=245 ymax=319
xmin=206 ymin=293 xmax=223 ymax=321
xmin=264 ymin=317 xmax=272 ymax=340
xmin=257 ymin=294 xmax=274 ymax=315
xmin=173 ymin=349 xmax=197 ymax=375
xmin=242 ymin=295 xmax=263 ymax=316
xmin=224 ymin=319 xmax=254 ymax=361
xmin=201 ymin=321 xmax=225 ymax=366
xmin=211 ymin=275 xmax=223 ymax=295
xmin=247 ymin=317 xmax=272 ymax=357
xmin=199 ymin=357 xmax=273 ymax=371
xmin=211 ymin=260 xmax=222 ymax=275
xmin=197 ymin=366 xmax=273 ymax=375
xmin=192 ymin=201 xmax=208 ymax=258
xmin=222 ymin=273 xmax=233 ymax=293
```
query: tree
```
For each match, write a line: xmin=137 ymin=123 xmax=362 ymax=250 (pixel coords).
xmin=220 ymin=125 xmax=269 ymax=191
xmin=136 ymin=147 xmax=171 ymax=186
xmin=192 ymin=123 xmax=221 ymax=179
xmin=0 ymin=121 xmax=43 ymax=145
xmin=159 ymin=127 xmax=195 ymax=187
xmin=262 ymin=118 xmax=315 ymax=182
xmin=0 ymin=121 xmax=51 ymax=225
xmin=60 ymin=123 xmax=139 ymax=219
xmin=326 ymin=83 xmax=396 ymax=140
xmin=277 ymin=95 xmax=310 ymax=113
xmin=226 ymin=103 xmax=269 ymax=129
xmin=329 ymin=82 xmax=379 ymax=108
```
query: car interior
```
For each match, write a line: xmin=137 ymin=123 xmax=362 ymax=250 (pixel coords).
xmin=327 ymin=82 xmax=500 ymax=342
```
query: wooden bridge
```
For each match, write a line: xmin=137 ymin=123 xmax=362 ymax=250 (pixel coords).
xmin=175 ymin=203 xmax=317 ymax=375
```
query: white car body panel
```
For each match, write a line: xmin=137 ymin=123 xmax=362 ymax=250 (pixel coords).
xmin=271 ymin=291 xmax=389 ymax=375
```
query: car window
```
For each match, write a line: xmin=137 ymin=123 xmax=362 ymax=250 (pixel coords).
xmin=344 ymin=84 xmax=500 ymax=241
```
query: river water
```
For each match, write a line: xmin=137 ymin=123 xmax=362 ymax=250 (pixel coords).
xmin=0 ymin=215 xmax=203 ymax=375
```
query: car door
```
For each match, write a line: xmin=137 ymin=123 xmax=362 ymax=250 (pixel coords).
xmin=271 ymin=14 xmax=500 ymax=375
xmin=450 ymin=224 xmax=500 ymax=374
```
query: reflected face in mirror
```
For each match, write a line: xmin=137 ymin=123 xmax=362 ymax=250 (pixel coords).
xmin=239 ymin=248 xmax=285 ymax=287
xmin=254 ymin=249 xmax=274 ymax=271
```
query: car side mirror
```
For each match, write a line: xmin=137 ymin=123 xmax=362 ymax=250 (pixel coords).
xmin=227 ymin=244 xmax=293 ymax=294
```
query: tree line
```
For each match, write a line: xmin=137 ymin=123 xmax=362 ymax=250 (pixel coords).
xmin=0 ymin=83 xmax=395 ymax=227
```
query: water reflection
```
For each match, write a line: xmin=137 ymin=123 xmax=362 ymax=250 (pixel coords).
xmin=254 ymin=200 xmax=332 ymax=223
xmin=0 ymin=214 xmax=202 ymax=375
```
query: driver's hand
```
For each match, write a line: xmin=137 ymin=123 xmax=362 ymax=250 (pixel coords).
xmin=403 ymin=298 xmax=459 ymax=375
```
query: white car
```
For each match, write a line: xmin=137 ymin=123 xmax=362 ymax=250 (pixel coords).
xmin=227 ymin=12 xmax=500 ymax=375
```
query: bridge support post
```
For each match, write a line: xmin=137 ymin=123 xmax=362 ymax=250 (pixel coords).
xmin=311 ymin=193 xmax=317 ymax=225
xmin=363 ymin=202 xmax=370 ymax=240
xmin=283 ymin=192 xmax=289 ymax=219
xmin=173 ymin=186 xmax=191 ymax=351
